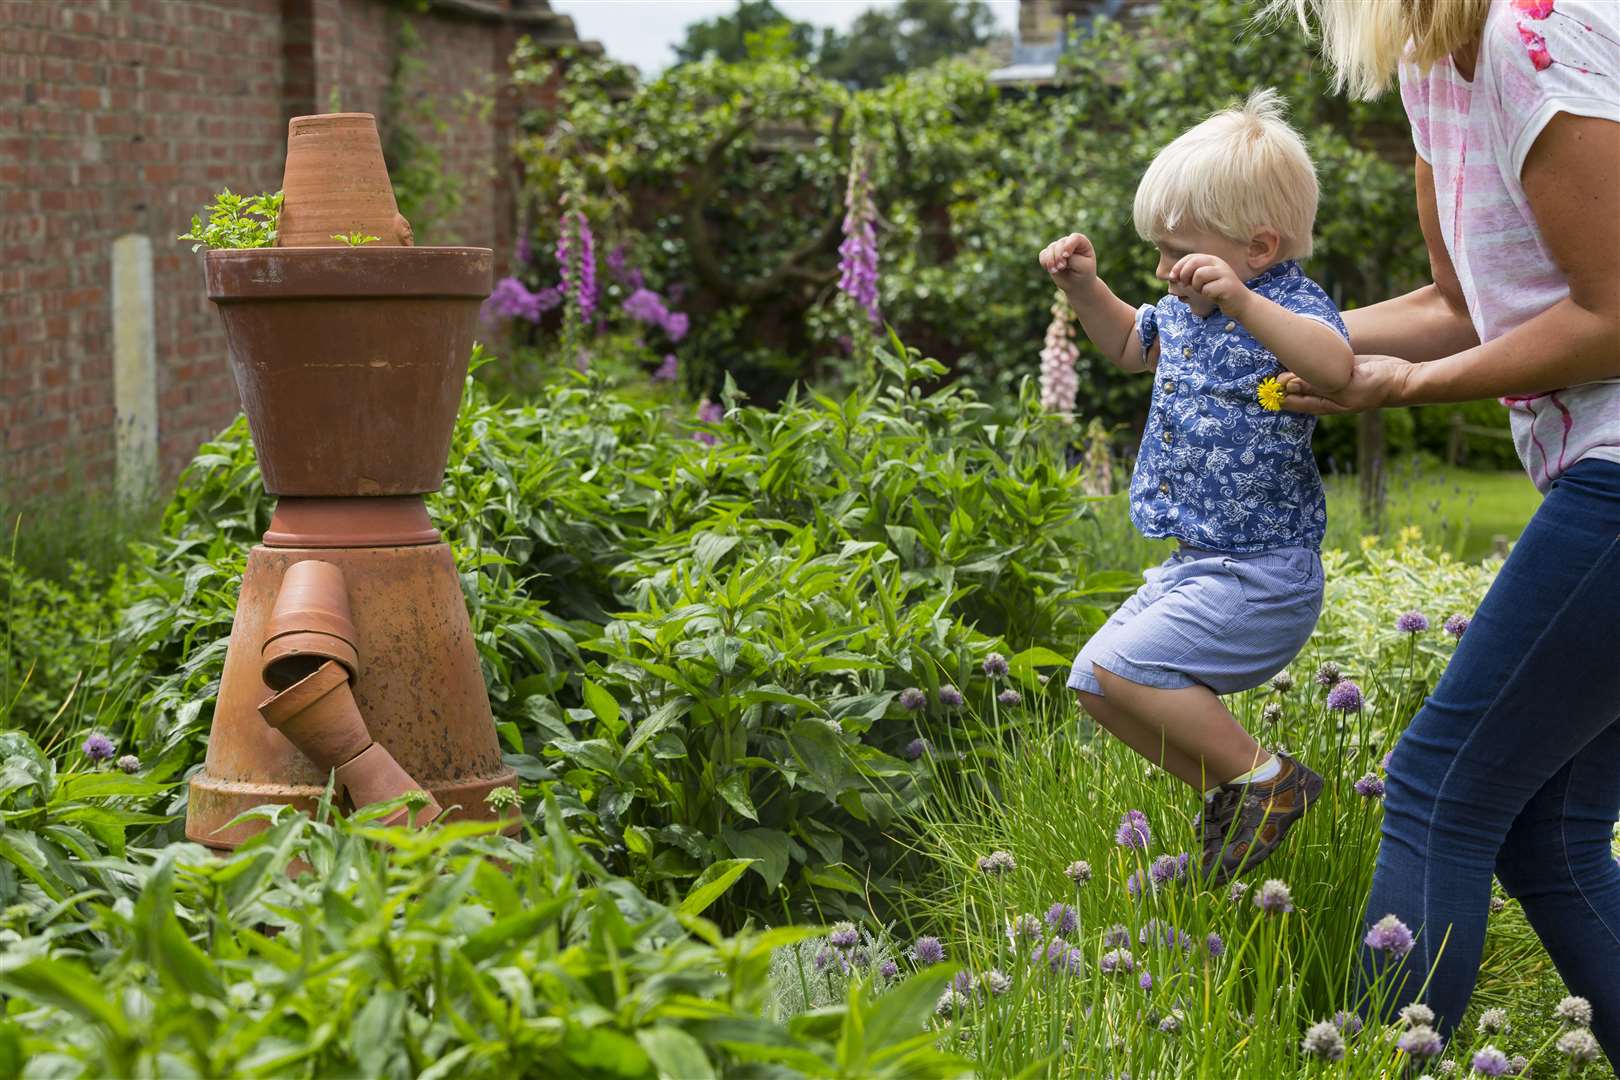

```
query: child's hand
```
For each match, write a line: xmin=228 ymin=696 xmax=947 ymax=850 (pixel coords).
xmin=1039 ymin=233 xmax=1098 ymax=290
xmin=1169 ymin=254 xmax=1251 ymax=316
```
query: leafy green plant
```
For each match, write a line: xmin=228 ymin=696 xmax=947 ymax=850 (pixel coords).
xmin=0 ymin=795 xmax=970 ymax=1079
xmin=330 ymin=230 xmax=380 ymax=247
xmin=176 ymin=190 xmax=283 ymax=252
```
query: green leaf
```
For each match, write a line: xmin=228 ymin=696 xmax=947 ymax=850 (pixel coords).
xmin=679 ymin=858 xmax=755 ymax=917
xmin=716 ymin=773 xmax=758 ymax=821
xmin=636 ymin=1026 xmax=716 ymax=1080
xmin=719 ymin=826 xmax=791 ymax=891
xmin=0 ymin=959 xmax=130 ymax=1039
xmin=582 ymin=678 xmax=624 ymax=736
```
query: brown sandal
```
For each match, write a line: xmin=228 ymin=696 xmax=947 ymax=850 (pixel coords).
xmin=1198 ymin=753 xmax=1323 ymax=884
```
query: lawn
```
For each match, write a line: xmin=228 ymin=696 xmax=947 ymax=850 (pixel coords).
xmin=1323 ymin=460 xmax=1542 ymax=563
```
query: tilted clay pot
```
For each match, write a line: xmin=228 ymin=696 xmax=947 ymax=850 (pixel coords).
xmin=205 ymin=246 xmax=492 ymax=496
xmin=277 ymin=113 xmax=413 ymax=248
xmin=334 ymin=743 xmax=443 ymax=827
xmin=257 ymin=659 xmax=371 ymax=772
xmin=262 ymin=559 xmax=360 ymax=689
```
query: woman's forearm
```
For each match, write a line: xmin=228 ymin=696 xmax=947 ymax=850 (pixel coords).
xmin=1396 ymin=296 xmax=1620 ymax=405
xmin=1343 ymin=283 xmax=1480 ymax=364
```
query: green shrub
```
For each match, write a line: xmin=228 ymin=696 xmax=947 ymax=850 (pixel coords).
xmin=0 ymin=557 xmax=120 ymax=741
xmin=0 ymin=796 xmax=970 ymax=1079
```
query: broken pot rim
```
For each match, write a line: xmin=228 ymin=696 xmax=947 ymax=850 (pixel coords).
xmin=205 ymin=246 xmax=493 ymax=302
xmin=257 ymin=658 xmax=351 ymax=726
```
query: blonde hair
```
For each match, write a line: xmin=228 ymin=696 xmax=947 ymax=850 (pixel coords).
xmin=1267 ymin=0 xmax=1492 ymax=100
xmin=1132 ymin=88 xmax=1319 ymax=261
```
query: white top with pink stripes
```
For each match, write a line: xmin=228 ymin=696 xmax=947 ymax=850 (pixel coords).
xmin=1399 ymin=0 xmax=1620 ymax=491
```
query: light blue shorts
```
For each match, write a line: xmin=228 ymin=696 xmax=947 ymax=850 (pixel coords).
xmin=1067 ymin=545 xmax=1324 ymax=697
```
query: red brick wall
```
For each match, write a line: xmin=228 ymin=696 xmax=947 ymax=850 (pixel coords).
xmin=0 ymin=0 xmax=584 ymax=500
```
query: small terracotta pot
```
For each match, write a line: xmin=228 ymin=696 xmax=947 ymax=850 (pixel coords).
xmin=262 ymin=560 xmax=359 ymax=689
xmin=277 ymin=113 xmax=412 ymax=248
xmin=334 ymin=743 xmax=442 ymax=827
xmin=258 ymin=660 xmax=372 ymax=771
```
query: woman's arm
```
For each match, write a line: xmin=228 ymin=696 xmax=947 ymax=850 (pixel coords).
xmin=1285 ymin=113 xmax=1619 ymax=412
xmin=1340 ymin=157 xmax=1481 ymax=363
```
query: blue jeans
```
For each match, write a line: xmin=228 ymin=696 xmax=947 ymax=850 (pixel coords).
xmin=1362 ymin=458 xmax=1620 ymax=1059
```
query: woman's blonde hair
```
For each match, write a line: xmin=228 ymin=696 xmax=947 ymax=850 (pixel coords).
xmin=1132 ymin=88 xmax=1319 ymax=260
xmin=1268 ymin=0 xmax=1492 ymax=100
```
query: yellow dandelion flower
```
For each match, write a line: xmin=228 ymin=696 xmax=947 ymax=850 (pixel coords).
xmin=1257 ymin=377 xmax=1286 ymax=411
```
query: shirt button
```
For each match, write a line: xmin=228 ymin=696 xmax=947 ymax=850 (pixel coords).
xmin=1159 ymin=480 xmax=1170 ymax=495
xmin=1163 ymin=380 xmax=1175 ymax=393
xmin=1161 ymin=430 xmax=1173 ymax=444
xmin=1224 ymin=321 xmax=1236 ymax=332
xmin=1181 ymin=345 xmax=1193 ymax=358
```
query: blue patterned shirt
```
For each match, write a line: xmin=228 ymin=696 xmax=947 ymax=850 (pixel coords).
xmin=1128 ymin=260 xmax=1346 ymax=553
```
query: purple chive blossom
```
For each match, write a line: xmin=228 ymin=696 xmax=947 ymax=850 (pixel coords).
xmin=693 ymin=399 xmax=723 ymax=446
xmin=1254 ymin=879 xmax=1294 ymax=914
xmin=951 ymin=970 xmax=975 ymax=994
xmin=1490 ymin=895 xmax=1508 ymax=914
xmin=1115 ymin=809 xmax=1152 ymax=850
xmin=1477 ymin=1008 xmax=1508 ymax=1035
xmin=653 ymin=354 xmax=678 ymax=382
xmin=1355 ymin=773 xmax=1386 ymax=798
xmin=1315 ymin=661 xmax=1342 ymax=687
xmin=997 ymin=689 xmax=1022 ymax=706
xmin=878 ymin=959 xmax=899 ymax=978
xmin=1333 ymin=1010 xmax=1362 ymax=1035
xmin=1261 ymin=702 xmax=1284 ymax=724
xmin=1401 ymin=1003 xmax=1436 ymax=1027
xmin=1271 ymin=669 xmax=1296 ymax=693
xmin=1228 ymin=880 xmax=1250 ymax=903
xmin=1138 ymin=970 xmax=1153 ymax=991
xmin=898 ymin=687 xmax=927 ymax=711
xmin=1397 ymin=1024 xmax=1444 ymax=1058
xmin=1556 ymin=1028 xmax=1600 ymax=1064
xmin=984 ymin=968 xmax=1012 ymax=995
xmin=1444 ymin=613 xmax=1470 ymax=638
xmin=938 ymin=686 xmax=963 ymax=708
xmin=904 ymin=738 xmax=931 ymax=761
xmin=1065 ymin=860 xmax=1092 ymax=886
xmin=1327 ymin=680 xmax=1364 ymax=712
xmin=1102 ymin=924 xmax=1130 ymax=949
xmin=813 ymin=948 xmax=834 ymax=972
xmin=1045 ymin=902 xmax=1079 ymax=936
xmin=1099 ymin=948 xmax=1134 ymax=974
xmin=116 ymin=754 xmax=140 ymax=774
xmin=1554 ymin=995 xmax=1593 ymax=1026
xmin=977 ymin=850 xmax=1017 ymax=874
xmin=1205 ymin=931 xmax=1225 ymax=958
xmin=1302 ymin=1021 xmax=1346 ymax=1060
xmin=1007 ymin=914 xmax=1043 ymax=946
xmin=982 ymin=652 xmax=1009 ymax=678
xmin=829 ymin=923 xmax=859 ymax=949
xmin=1396 ymin=611 xmax=1430 ymax=633
xmin=1364 ymin=914 xmax=1415 ymax=958
xmin=837 ymin=147 xmax=880 ymax=325
xmin=556 ymin=209 xmax=597 ymax=323
xmin=83 ymin=734 xmax=115 ymax=762
xmin=1471 ymin=1047 xmax=1511 ymax=1076
xmin=1150 ymin=852 xmax=1189 ymax=888
xmin=912 ymin=936 xmax=945 ymax=965
xmin=1159 ymin=1010 xmax=1183 ymax=1034
xmin=1126 ymin=869 xmax=1147 ymax=900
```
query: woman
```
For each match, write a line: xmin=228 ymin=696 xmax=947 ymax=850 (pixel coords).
xmin=1276 ymin=0 xmax=1620 ymax=1055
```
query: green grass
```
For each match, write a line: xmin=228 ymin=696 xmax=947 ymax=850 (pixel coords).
xmin=1323 ymin=459 xmax=1542 ymax=564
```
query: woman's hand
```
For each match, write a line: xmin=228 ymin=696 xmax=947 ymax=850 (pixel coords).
xmin=1039 ymin=233 xmax=1099 ymax=291
xmin=1280 ymin=354 xmax=1415 ymax=414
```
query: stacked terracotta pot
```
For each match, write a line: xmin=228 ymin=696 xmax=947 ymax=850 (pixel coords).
xmin=186 ymin=114 xmax=517 ymax=850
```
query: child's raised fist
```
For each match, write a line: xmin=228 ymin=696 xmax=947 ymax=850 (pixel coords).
xmin=1039 ymin=233 xmax=1098 ymax=289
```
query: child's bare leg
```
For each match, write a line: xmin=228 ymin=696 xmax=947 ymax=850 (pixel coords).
xmin=1093 ymin=666 xmax=1269 ymax=789
xmin=1075 ymin=687 xmax=1218 ymax=789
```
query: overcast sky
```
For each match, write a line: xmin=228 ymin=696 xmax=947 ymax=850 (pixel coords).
xmin=550 ymin=0 xmax=1021 ymax=75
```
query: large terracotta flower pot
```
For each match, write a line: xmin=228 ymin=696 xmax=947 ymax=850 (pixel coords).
xmin=205 ymin=246 xmax=492 ymax=496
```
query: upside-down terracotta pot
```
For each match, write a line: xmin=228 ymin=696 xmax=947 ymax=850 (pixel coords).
xmin=276 ymin=113 xmax=412 ymax=248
